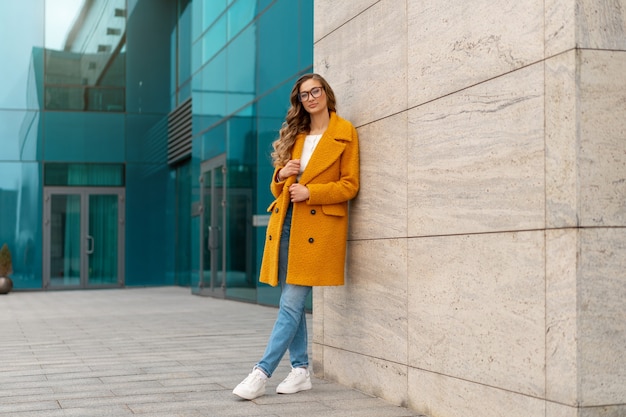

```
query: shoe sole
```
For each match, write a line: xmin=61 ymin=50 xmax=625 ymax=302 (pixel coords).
xmin=233 ymin=387 xmax=265 ymax=400
xmin=276 ymin=381 xmax=312 ymax=394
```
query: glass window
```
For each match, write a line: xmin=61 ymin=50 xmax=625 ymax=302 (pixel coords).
xmin=44 ymin=0 xmax=127 ymax=112
xmin=0 ymin=110 xmax=42 ymax=161
xmin=177 ymin=0 xmax=192 ymax=96
xmin=0 ymin=161 xmax=43 ymax=289
xmin=202 ymin=14 xmax=227 ymax=64
xmin=257 ymin=1 xmax=303 ymax=94
xmin=0 ymin=1 xmax=44 ymax=110
xmin=227 ymin=1 xmax=256 ymax=40
xmin=44 ymin=112 xmax=125 ymax=162
xmin=225 ymin=110 xmax=256 ymax=301
xmin=125 ymin=1 xmax=173 ymax=115
xmin=193 ymin=51 xmax=227 ymax=132
xmin=227 ymin=25 xmax=256 ymax=115
xmin=44 ymin=163 xmax=125 ymax=186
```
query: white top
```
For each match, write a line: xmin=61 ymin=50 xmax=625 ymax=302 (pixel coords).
xmin=298 ymin=134 xmax=323 ymax=179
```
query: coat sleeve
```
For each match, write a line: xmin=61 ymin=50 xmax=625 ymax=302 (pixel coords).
xmin=269 ymin=166 xmax=286 ymax=198
xmin=306 ymin=124 xmax=360 ymax=205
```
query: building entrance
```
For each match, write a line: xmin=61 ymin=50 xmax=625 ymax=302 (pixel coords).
xmin=43 ymin=187 xmax=125 ymax=289
xmin=197 ymin=155 xmax=227 ymax=297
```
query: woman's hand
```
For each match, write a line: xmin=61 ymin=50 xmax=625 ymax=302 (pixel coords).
xmin=288 ymin=183 xmax=310 ymax=202
xmin=278 ymin=159 xmax=301 ymax=181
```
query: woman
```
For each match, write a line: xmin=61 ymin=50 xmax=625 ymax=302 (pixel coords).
xmin=232 ymin=73 xmax=360 ymax=400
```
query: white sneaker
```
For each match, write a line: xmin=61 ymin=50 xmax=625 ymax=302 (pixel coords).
xmin=233 ymin=368 xmax=267 ymax=400
xmin=276 ymin=367 xmax=312 ymax=394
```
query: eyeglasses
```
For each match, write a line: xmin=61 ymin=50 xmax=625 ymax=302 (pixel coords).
xmin=297 ymin=86 xmax=325 ymax=102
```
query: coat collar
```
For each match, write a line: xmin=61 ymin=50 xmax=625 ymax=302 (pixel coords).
xmin=292 ymin=112 xmax=352 ymax=185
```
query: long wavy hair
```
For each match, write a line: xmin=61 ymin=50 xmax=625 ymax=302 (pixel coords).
xmin=271 ymin=73 xmax=337 ymax=167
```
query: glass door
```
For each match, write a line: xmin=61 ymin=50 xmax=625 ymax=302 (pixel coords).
xmin=198 ymin=155 xmax=226 ymax=297
xmin=44 ymin=187 xmax=125 ymax=289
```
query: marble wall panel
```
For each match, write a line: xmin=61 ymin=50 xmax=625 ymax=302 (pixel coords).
xmin=546 ymin=228 xmax=579 ymax=405
xmin=577 ymin=0 xmax=626 ymax=50
xmin=545 ymin=0 xmax=576 ymax=57
xmin=314 ymin=0 xmax=407 ymax=127
xmin=407 ymin=0 xmax=544 ymax=106
xmin=548 ymin=403 xmax=626 ymax=417
xmin=580 ymin=405 xmax=626 ymax=417
xmin=546 ymin=402 xmax=579 ymax=417
xmin=313 ymin=287 xmax=324 ymax=345
xmin=579 ymin=50 xmax=626 ymax=227
xmin=324 ymin=345 xmax=409 ymax=407
xmin=545 ymin=51 xmax=578 ymax=228
xmin=579 ymin=228 xmax=626 ymax=405
xmin=408 ymin=368 xmax=546 ymax=417
xmin=312 ymin=342 xmax=324 ymax=378
xmin=314 ymin=0 xmax=379 ymax=42
xmin=407 ymin=231 xmax=545 ymax=397
xmin=349 ymin=113 xmax=408 ymax=240
xmin=408 ymin=64 xmax=545 ymax=237
xmin=323 ymin=239 xmax=408 ymax=364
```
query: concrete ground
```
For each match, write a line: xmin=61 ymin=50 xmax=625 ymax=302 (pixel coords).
xmin=0 ymin=287 xmax=425 ymax=417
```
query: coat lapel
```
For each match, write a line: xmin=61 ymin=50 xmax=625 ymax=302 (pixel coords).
xmin=298 ymin=112 xmax=351 ymax=185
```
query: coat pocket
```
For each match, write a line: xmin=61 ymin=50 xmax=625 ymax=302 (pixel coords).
xmin=321 ymin=203 xmax=346 ymax=217
xmin=266 ymin=200 xmax=278 ymax=213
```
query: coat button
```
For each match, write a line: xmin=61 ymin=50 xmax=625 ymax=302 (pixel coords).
xmin=275 ymin=208 xmax=279 ymax=213
xmin=310 ymin=209 xmax=316 ymax=215
xmin=308 ymin=237 xmax=314 ymax=243
xmin=269 ymin=235 xmax=272 ymax=240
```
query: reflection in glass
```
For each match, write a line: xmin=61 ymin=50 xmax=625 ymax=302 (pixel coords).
xmin=88 ymin=194 xmax=118 ymax=285
xmin=49 ymin=194 xmax=81 ymax=286
xmin=44 ymin=0 xmax=126 ymax=111
xmin=0 ymin=1 xmax=44 ymax=110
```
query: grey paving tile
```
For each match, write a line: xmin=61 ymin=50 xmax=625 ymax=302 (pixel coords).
xmin=0 ymin=288 xmax=422 ymax=417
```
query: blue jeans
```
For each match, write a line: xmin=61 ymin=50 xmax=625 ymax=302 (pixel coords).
xmin=256 ymin=204 xmax=312 ymax=377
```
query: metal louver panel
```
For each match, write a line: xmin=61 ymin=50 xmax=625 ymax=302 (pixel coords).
xmin=167 ymin=98 xmax=192 ymax=165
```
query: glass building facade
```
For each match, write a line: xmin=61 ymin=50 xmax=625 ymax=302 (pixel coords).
xmin=0 ymin=0 xmax=313 ymax=307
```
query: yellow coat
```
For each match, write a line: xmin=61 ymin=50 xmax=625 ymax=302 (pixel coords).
xmin=259 ymin=112 xmax=360 ymax=287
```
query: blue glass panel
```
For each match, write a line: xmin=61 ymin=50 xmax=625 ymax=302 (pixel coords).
xmin=299 ymin=0 xmax=314 ymax=68
xmin=0 ymin=110 xmax=42 ymax=161
xmin=202 ymin=0 xmax=228 ymax=35
xmin=202 ymin=15 xmax=227 ymax=64
xmin=0 ymin=1 xmax=44 ymax=110
xmin=44 ymin=0 xmax=127 ymax=112
xmin=225 ymin=108 xmax=256 ymax=301
xmin=178 ymin=80 xmax=192 ymax=104
xmin=227 ymin=0 xmax=256 ymax=40
xmin=228 ymin=109 xmax=256 ymax=169
xmin=257 ymin=1 xmax=304 ymax=94
xmin=193 ymin=51 xmax=227 ymax=132
xmin=190 ymin=214 xmax=200 ymax=291
xmin=44 ymin=112 xmax=125 ymax=162
xmin=126 ymin=0 xmax=175 ymax=114
xmin=226 ymin=25 xmax=256 ymax=115
xmin=178 ymin=0 xmax=192 ymax=89
xmin=257 ymin=0 xmax=274 ymax=11
xmin=44 ymin=163 xmax=124 ymax=186
xmin=126 ymin=114 xmax=168 ymax=163
xmin=200 ymin=123 xmax=227 ymax=161
xmin=0 ymin=161 xmax=42 ymax=289
xmin=256 ymin=80 xmax=292 ymax=119
xmin=125 ymin=162 xmax=174 ymax=286
xmin=175 ymin=162 xmax=192 ymax=286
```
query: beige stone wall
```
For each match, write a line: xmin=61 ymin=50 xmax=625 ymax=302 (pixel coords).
xmin=312 ymin=1 xmax=626 ymax=416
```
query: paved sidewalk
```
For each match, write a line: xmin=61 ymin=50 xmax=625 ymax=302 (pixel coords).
xmin=0 ymin=287 xmax=423 ymax=417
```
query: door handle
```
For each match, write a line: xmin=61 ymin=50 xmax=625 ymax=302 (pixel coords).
xmin=86 ymin=235 xmax=94 ymax=254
